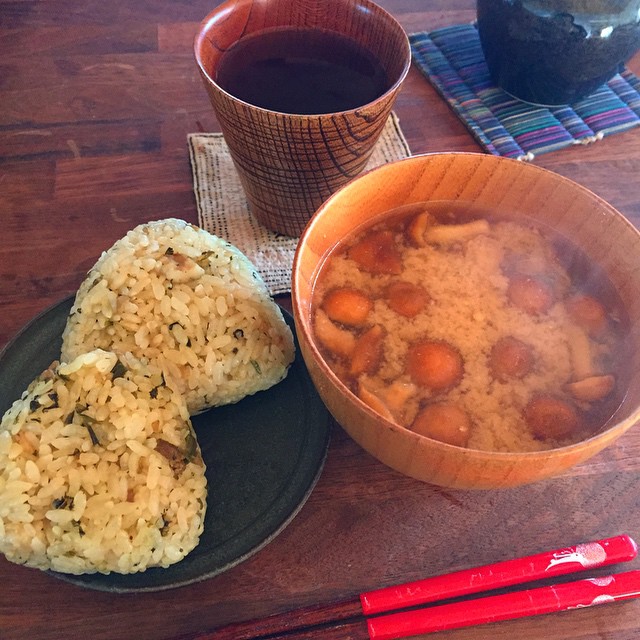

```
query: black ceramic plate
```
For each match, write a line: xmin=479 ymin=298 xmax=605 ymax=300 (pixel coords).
xmin=0 ymin=297 xmax=331 ymax=592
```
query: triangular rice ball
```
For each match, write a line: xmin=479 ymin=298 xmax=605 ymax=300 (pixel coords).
xmin=61 ymin=219 xmax=295 ymax=414
xmin=0 ymin=349 xmax=206 ymax=575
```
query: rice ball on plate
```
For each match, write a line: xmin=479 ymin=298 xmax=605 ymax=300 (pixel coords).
xmin=0 ymin=349 xmax=206 ymax=575
xmin=61 ymin=219 xmax=295 ymax=414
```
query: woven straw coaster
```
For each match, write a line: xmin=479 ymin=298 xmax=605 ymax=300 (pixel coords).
xmin=188 ymin=112 xmax=411 ymax=295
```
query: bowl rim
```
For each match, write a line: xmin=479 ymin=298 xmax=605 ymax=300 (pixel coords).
xmin=291 ymin=151 xmax=640 ymax=460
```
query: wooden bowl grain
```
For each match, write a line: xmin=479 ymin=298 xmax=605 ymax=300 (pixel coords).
xmin=292 ymin=152 xmax=640 ymax=489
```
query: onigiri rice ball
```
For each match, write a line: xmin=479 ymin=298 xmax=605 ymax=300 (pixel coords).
xmin=0 ymin=349 xmax=206 ymax=575
xmin=61 ymin=219 xmax=295 ymax=414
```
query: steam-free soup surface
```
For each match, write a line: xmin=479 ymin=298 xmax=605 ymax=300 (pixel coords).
xmin=312 ymin=202 xmax=627 ymax=452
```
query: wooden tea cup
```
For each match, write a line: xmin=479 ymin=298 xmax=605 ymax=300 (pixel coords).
xmin=194 ymin=0 xmax=411 ymax=237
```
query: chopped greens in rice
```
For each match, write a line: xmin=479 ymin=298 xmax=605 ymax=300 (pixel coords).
xmin=1 ymin=219 xmax=296 ymax=576
xmin=61 ymin=219 xmax=295 ymax=414
xmin=0 ymin=349 xmax=206 ymax=575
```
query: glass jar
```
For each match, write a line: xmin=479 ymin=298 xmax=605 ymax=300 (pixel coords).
xmin=477 ymin=0 xmax=640 ymax=105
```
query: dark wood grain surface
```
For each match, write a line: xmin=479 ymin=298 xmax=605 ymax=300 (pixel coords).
xmin=2 ymin=2 xmax=640 ymax=639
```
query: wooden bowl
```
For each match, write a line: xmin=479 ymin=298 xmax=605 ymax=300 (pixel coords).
xmin=292 ymin=152 xmax=640 ymax=489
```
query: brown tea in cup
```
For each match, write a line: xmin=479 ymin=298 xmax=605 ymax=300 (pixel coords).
xmin=215 ymin=28 xmax=390 ymax=115
xmin=194 ymin=0 xmax=410 ymax=237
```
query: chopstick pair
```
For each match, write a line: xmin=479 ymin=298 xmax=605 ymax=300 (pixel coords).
xmin=199 ymin=534 xmax=639 ymax=640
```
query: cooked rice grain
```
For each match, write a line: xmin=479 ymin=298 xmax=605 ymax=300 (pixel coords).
xmin=0 ymin=349 xmax=206 ymax=575
xmin=61 ymin=219 xmax=295 ymax=414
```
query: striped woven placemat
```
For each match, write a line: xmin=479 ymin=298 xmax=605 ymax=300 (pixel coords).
xmin=410 ymin=24 xmax=640 ymax=160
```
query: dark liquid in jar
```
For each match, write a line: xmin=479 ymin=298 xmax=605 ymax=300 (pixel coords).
xmin=215 ymin=27 xmax=389 ymax=115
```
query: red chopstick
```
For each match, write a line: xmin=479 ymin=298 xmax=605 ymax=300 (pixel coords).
xmin=197 ymin=534 xmax=637 ymax=640
xmin=367 ymin=569 xmax=640 ymax=640
xmin=250 ymin=569 xmax=640 ymax=640
xmin=360 ymin=533 xmax=637 ymax=614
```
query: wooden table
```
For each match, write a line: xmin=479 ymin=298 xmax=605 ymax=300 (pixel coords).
xmin=2 ymin=1 xmax=640 ymax=639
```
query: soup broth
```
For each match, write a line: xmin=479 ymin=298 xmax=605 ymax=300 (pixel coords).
xmin=312 ymin=201 xmax=629 ymax=452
